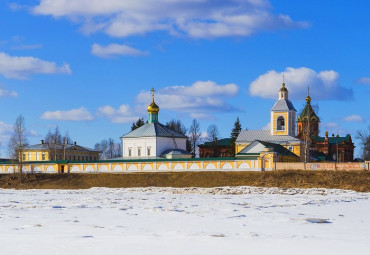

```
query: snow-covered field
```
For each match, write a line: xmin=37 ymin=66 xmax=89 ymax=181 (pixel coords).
xmin=0 ymin=187 xmax=369 ymax=255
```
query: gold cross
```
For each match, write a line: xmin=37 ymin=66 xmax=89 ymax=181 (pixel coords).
xmin=150 ymin=87 xmax=156 ymax=101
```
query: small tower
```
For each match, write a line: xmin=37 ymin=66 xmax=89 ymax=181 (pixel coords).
xmin=270 ymin=78 xmax=297 ymax=136
xmin=297 ymin=87 xmax=320 ymax=139
xmin=147 ymin=88 xmax=159 ymax=123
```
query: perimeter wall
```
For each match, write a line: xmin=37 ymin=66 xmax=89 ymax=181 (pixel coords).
xmin=0 ymin=159 xmax=368 ymax=174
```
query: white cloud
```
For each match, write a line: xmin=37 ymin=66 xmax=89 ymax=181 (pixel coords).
xmin=249 ymin=67 xmax=353 ymax=100
xmin=32 ymin=0 xmax=307 ymax=39
xmin=190 ymin=113 xmax=214 ymax=120
xmin=356 ymin=77 xmax=370 ymax=85
xmin=136 ymin=81 xmax=240 ymax=115
xmin=262 ymin=122 xmax=270 ymax=130
xmin=343 ymin=115 xmax=363 ymax=122
xmin=0 ymin=52 xmax=71 ymax=79
xmin=0 ymin=88 xmax=18 ymax=97
xmin=91 ymin=43 xmax=148 ymax=58
xmin=40 ymin=107 xmax=93 ymax=121
xmin=97 ymin=104 xmax=139 ymax=123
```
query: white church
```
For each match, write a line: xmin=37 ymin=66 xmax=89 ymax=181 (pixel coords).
xmin=120 ymin=88 xmax=191 ymax=159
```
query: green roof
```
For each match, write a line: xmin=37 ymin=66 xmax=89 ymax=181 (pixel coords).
xmin=297 ymin=102 xmax=319 ymax=122
xmin=198 ymin=138 xmax=231 ymax=147
xmin=311 ymin=134 xmax=352 ymax=144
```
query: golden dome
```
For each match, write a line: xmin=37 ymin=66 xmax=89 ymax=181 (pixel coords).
xmin=147 ymin=100 xmax=159 ymax=113
xmin=280 ymin=83 xmax=288 ymax=92
xmin=306 ymin=95 xmax=311 ymax=103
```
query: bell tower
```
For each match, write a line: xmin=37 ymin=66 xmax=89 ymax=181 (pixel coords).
xmin=270 ymin=78 xmax=297 ymax=136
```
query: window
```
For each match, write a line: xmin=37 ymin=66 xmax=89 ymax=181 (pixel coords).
xmin=288 ymin=146 xmax=293 ymax=151
xmin=22 ymin=153 xmax=26 ymax=161
xmin=138 ymin=147 xmax=141 ymax=157
xmin=42 ymin=153 xmax=45 ymax=161
xmin=73 ymin=155 xmax=76 ymax=161
xmin=82 ymin=156 xmax=84 ymax=161
xmin=277 ymin=116 xmax=285 ymax=131
xmin=90 ymin=156 xmax=92 ymax=161
xmin=147 ymin=147 xmax=151 ymax=156
xmin=78 ymin=156 xmax=80 ymax=161
xmin=28 ymin=153 xmax=31 ymax=160
xmin=128 ymin=148 xmax=132 ymax=157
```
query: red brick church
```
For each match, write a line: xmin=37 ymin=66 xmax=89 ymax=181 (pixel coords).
xmin=296 ymin=91 xmax=355 ymax=162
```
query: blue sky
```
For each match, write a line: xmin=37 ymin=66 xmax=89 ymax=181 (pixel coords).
xmin=0 ymin=0 xmax=369 ymax=157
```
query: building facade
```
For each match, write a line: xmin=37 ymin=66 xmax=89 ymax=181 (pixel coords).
xmin=236 ymin=81 xmax=303 ymax=162
xmin=296 ymin=92 xmax=355 ymax=162
xmin=198 ymin=138 xmax=232 ymax=158
xmin=121 ymin=88 xmax=191 ymax=159
xmin=21 ymin=141 xmax=100 ymax=162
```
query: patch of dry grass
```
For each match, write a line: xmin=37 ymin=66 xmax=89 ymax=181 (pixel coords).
xmin=1 ymin=170 xmax=370 ymax=192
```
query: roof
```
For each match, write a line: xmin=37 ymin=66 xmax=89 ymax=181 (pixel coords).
xmin=161 ymin=149 xmax=190 ymax=155
xmin=236 ymin=130 xmax=300 ymax=143
xmin=198 ymin=138 xmax=231 ymax=147
xmin=238 ymin=140 xmax=298 ymax=158
xmin=297 ymin=103 xmax=319 ymax=121
xmin=121 ymin=122 xmax=187 ymax=139
xmin=23 ymin=143 xmax=100 ymax=152
xmin=312 ymin=134 xmax=352 ymax=144
xmin=271 ymin=99 xmax=297 ymax=112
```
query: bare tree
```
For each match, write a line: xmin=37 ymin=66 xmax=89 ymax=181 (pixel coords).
xmin=357 ymin=126 xmax=370 ymax=160
xmin=207 ymin=124 xmax=219 ymax=142
xmin=207 ymin=124 xmax=220 ymax=157
xmin=8 ymin=115 xmax=28 ymax=181
xmin=45 ymin=126 xmax=73 ymax=160
xmin=189 ymin=119 xmax=201 ymax=157
xmin=95 ymin=138 xmax=121 ymax=159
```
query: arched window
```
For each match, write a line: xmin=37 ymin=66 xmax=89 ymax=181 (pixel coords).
xmin=277 ymin=116 xmax=285 ymax=130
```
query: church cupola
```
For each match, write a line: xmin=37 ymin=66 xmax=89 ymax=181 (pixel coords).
xmin=147 ymin=88 xmax=159 ymax=123
xmin=279 ymin=77 xmax=289 ymax=100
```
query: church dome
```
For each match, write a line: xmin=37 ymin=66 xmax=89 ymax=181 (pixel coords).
xmin=147 ymin=101 xmax=159 ymax=113
xmin=306 ymin=95 xmax=311 ymax=103
xmin=280 ymin=83 xmax=288 ymax=92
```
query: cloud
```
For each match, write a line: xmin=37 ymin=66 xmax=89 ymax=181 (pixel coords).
xmin=189 ymin=113 xmax=215 ymax=120
xmin=97 ymin=104 xmax=139 ymax=123
xmin=40 ymin=107 xmax=93 ymax=121
xmin=249 ymin=67 xmax=353 ymax=100
xmin=0 ymin=87 xmax=18 ymax=97
xmin=91 ymin=43 xmax=148 ymax=58
xmin=356 ymin=77 xmax=370 ymax=85
xmin=262 ymin=122 xmax=270 ymax=130
xmin=0 ymin=52 xmax=71 ymax=79
xmin=343 ymin=115 xmax=363 ymax=122
xmin=136 ymin=81 xmax=240 ymax=115
xmin=32 ymin=0 xmax=308 ymax=39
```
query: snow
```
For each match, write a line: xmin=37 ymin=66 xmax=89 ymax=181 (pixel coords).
xmin=0 ymin=187 xmax=369 ymax=255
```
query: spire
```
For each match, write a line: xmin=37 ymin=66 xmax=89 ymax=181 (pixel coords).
xmin=306 ymin=86 xmax=311 ymax=104
xmin=280 ymin=75 xmax=288 ymax=92
xmin=147 ymin=87 xmax=159 ymax=123
xmin=278 ymin=75 xmax=288 ymax=100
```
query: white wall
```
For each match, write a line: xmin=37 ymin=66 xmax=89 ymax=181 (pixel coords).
xmin=122 ymin=137 xmax=156 ymax=157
